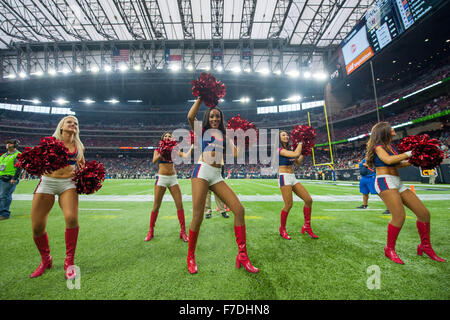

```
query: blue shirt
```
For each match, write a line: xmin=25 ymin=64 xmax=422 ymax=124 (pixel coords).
xmin=359 ymin=159 xmax=375 ymax=177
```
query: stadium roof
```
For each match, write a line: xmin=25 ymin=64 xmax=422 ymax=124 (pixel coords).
xmin=0 ymin=0 xmax=374 ymax=49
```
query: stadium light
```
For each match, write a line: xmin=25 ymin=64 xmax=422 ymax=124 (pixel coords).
xmin=127 ymin=100 xmax=143 ymax=103
xmin=170 ymin=65 xmax=180 ymax=72
xmin=282 ymin=95 xmax=301 ymax=102
xmin=32 ymin=99 xmax=41 ymax=104
xmin=104 ymin=65 xmax=112 ymax=72
xmin=244 ymin=68 xmax=252 ymax=73
xmin=79 ymin=99 xmax=95 ymax=104
xmin=30 ymin=70 xmax=44 ymax=77
xmin=118 ymin=64 xmax=128 ymax=72
xmin=105 ymin=99 xmax=119 ymax=104
xmin=4 ymin=74 xmax=16 ymax=79
xmin=61 ymin=68 xmax=71 ymax=74
xmin=54 ymin=98 xmax=69 ymax=105
xmin=232 ymin=66 xmax=241 ymax=73
xmin=303 ymin=72 xmax=312 ymax=79
xmin=274 ymin=70 xmax=282 ymax=75
xmin=186 ymin=65 xmax=194 ymax=71
xmin=256 ymin=97 xmax=274 ymax=102
xmin=19 ymin=72 xmax=27 ymax=79
xmin=75 ymin=67 xmax=82 ymax=73
xmin=216 ymin=65 xmax=223 ymax=72
xmin=287 ymin=70 xmax=299 ymax=78
xmin=133 ymin=65 xmax=141 ymax=71
xmin=90 ymin=66 xmax=99 ymax=73
xmin=48 ymin=69 xmax=57 ymax=76
xmin=258 ymin=69 xmax=270 ymax=76
xmin=313 ymin=72 xmax=328 ymax=80
xmin=233 ymin=97 xmax=250 ymax=103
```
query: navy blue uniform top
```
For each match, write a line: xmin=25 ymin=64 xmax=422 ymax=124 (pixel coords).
xmin=373 ymin=144 xmax=399 ymax=167
xmin=278 ymin=147 xmax=296 ymax=166
xmin=359 ymin=159 xmax=375 ymax=177
xmin=199 ymin=134 xmax=226 ymax=153
xmin=67 ymin=147 xmax=78 ymax=166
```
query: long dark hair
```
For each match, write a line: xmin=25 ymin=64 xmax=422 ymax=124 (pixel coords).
xmin=366 ymin=122 xmax=392 ymax=167
xmin=160 ymin=132 xmax=172 ymax=141
xmin=279 ymin=130 xmax=290 ymax=150
xmin=201 ymin=106 xmax=226 ymax=135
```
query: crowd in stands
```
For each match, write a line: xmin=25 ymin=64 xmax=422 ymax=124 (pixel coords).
xmin=315 ymin=95 xmax=449 ymax=143
xmin=323 ymin=63 xmax=450 ymax=123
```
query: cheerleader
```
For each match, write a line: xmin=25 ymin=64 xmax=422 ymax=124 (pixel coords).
xmin=145 ymin=132 xmax=193 ymax=242
xmin=30 ymin=116 xmax=85 ymax=279
xmin=278 ymin=130 xmax=318 ymax=240
xmin=366 ymin=122 xmax=446 ymax=264
xmin=186 ymin=98 xmax=258 ymax=274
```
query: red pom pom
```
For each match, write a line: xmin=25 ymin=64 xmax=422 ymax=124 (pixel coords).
xmin=15 ymin=136 xmax=69 ymax=176
xmin=72 ymin=160 xmax=106 ymax=194
xmin=290 ymin=125 xmax=316 ymax=156
xmin=191 ymin=73 xmax=226 ymax=108
xmin=157 ymin=138 xmax=178 ymax=161
xmin=227 ymin=114 xmax=258 ymax=147
xmin=397 ymin=134 xmax=444 ymax=169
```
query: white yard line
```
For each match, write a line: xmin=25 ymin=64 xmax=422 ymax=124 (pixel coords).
xmin=12 ymin=194 xmax=450 ymax=202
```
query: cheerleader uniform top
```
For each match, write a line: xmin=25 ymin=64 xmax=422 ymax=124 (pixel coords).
xmin=373 ymin=144 xmax=399 ymax=167
xmin=157 ymin=147 xmax=174 ymax=164
xmin=200 ymin=134 xmax=226 ymax=153
xmin=278 ymin=147 xmax=296 ymax=166
xmin=67 ymin=147 xmax=78 ymax=166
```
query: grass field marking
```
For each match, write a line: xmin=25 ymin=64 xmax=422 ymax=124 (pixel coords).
xmin=312 ymin=216 xmax=336 ymax=220
xmin=322 ymin=209 xmax=384 ymax=211
xmin=379 ymin=215 xmax=412 ymax=219
xmin=79 ymin=208 xmax=122 ymax=211
xmin=12 ymin=193 xmax=450 ymax=202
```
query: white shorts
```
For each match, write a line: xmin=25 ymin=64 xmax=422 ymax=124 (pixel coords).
xmin=34 ymin=176 xmax=76 ymax=195
xmin=278 ymin=173 xmax=299 ymax=187
xmin=155 ymin=174 xmax=178 ymax=188
xmin=374 ymin=174 xmax=408 ymax=194
xmin=191 ymin=161 xmax=224 ymax=186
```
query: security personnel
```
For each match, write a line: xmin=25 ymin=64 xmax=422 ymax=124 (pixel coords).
xmin=0 ymin=139 xmax=22 ymax=220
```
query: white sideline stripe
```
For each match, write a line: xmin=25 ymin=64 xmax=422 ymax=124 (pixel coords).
xmin=79 ymin=208 xmax=122 ymax=211
xmin=322 ymin=209 xmax=384 ymax=211
xmin=12 ymin=194 xmax=450 ymax=202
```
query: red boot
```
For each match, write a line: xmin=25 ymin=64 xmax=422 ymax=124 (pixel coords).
xmin=144 ymin=210 xmax=158 ymax=241
xmin=64 ymin=226 xmax=79 ymax=280
xmin=279 ymin=210 xmax=291 ymax=240
xmin=416 ymin=221 xmax=446 ymax=262
xmin=384 ymin=223 xmax=404 ymax=264
xmin=30 ymin=232 xmax=52 ymax=278
xmin=187 ymin=229 xmax=199 ymax=274
xmin=234 ymin=225 xmax=259 ymax=273
xmin=301 ymin=207 xmax=318 ymax=239
xmin=177 ymin=209 xmax=189 ymax=242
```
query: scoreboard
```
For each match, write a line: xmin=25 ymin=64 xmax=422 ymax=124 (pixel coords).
xmin=337 ymin=0 xmax=445 ymax=76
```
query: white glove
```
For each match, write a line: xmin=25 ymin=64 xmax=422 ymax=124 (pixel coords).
xmin=404 ymin=151 xmax=412 ymax=158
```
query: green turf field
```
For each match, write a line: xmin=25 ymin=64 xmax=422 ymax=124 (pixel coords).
xmin=0 ymin=179 xmax=449 ymax=300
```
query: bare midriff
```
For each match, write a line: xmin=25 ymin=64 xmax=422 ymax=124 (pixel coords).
xmin=279 ymin=165 xmax=294 ymax=174
xmin=376 ymin=166 xmax=399 ymax=176
xmin=45 ymin=145 xmax=77 ymax=179
xmin=159 ymin=163 xmax=176 ymax=176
